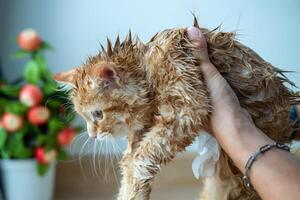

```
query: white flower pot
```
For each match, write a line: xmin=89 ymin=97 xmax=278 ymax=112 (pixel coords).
xmin=0 ymin=159 xmax=56 ymax=200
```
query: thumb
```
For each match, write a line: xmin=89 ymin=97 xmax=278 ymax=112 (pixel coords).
xmin=186 ymin=26 xmax=225 ymax=90
xmin=187 ymin=26 xmax=236 ymax=104
xmin=187 ymin=27 xmax=209 ymax=63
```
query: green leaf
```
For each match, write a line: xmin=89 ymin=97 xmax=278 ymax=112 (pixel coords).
xmin=57 ymin=148 xmax=68 ymax=160
xmin=47 ymin=99 xmax=62 ymax=110
xmin=0 ymin=128 xmax=7 ymax=149
xmin=35 ymin=54 xmax=52 ymax=81
xmin=45 ymin=136 xmax=56 ymax=149
xmin=48 ymin=118 xmax=64 ymax=134
xmin=0 ymin=85 xmax=20 ymax=97
xmin=8 ymin=133 xmax=32 ymax=159
xmin=24 ymin=60 xmax=40 ymax=83
xmin=5 ymin=102 xmax=28 ymax=115
xmin=36 ymin=134 xmax=46 ymax=146
xmin=37 ymin=163 xmax=50 ymax=176
xmin=1 ymin=149 xmax=11 ymax=159
xmin=11 ymin=50 xmax=30 ymax=59
xmin=42 ymin=82 xmax=57 ymax=96
xmin=0 ymin=98 xmax=9 ymax=114
xmin=39 ymin=41 xmax=54 ymax=51
xmin=14 ymin=147 xmax=32 ymax=158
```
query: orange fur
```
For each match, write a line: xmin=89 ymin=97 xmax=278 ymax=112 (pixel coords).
xmin=53 ymin=18 xmax=299 ymax=200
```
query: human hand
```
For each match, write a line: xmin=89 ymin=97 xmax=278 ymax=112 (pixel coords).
xmin=186 ymin=26 xmax=272 ymax=169
xmin=187 ymin=27 xmax=300 ymax=200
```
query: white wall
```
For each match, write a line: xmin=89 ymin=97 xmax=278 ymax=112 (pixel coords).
xmin=1 ymin=0 xmax=300 ymax=86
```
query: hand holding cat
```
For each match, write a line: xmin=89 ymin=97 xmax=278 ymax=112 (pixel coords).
xmin=187 ymin=26 xmax=300 ymax=200
xmin=187 ymin=26 xmax=266 ymax=168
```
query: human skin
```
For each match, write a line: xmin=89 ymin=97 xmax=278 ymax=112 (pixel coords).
xmin=187 ymin=26 xmax=300 ymax=200
xmin=296 ymin=105 xmax=300 ymax=119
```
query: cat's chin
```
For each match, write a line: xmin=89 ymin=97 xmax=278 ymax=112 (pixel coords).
xmin=87 ymin=132 xmax=97 ymax=138
xmin=95 ymin=132 xmax=111 ymax=141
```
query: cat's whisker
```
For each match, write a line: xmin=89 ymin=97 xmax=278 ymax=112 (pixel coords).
xmin=109 ymin=140 xmax=118 ymax=185
xmin=88 ymin=139 xmax=96 ymax=177
xmin=78 ymin=137 xmax=92 ymax=180
xmin=44 ymin=95 xmax=70 ymax=107
xmin=69 ymin=132 xmax=121 ymax=184
xmin=109 ymin=137 xmax=121 ymax=164
xmin=78 ymin=137 xmax=89 ymax=160
xmin=65 ymin=112 xmax=77 ymax=123
xmin=58 ymin=132 xmax=91 ymax=164
xmin=96 ymin=138 xmax=104 ymax=177
xmin=70 ymin=131 xmax=88 ymax=156
xmin=56 ymin=84 xmax=73 ymax=93
xmin=104 ymin=136 xmax=109 ymax=183
xmin=111 ymin=136 xmax=123 ymax=160
xmin=62 ymin=104 xmax=74 ymax=111
xmin=93 ymin=139 xmax=102 ymax=177
xmin=108 ymin=135 xmax=120 ymax=185
xmin=92 ymin=139 xmax=100 ymax=177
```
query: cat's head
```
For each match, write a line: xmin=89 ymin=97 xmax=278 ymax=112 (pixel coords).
xmin=53 ymin=40 xmax=151 ymax=139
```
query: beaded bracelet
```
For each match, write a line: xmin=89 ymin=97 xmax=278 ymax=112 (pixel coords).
xmin=242 ymin=142 xmax=290 ymax=189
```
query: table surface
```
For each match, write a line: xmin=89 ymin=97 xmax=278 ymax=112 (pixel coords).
xmin=54 ymin=152 xmax=202 ymax=200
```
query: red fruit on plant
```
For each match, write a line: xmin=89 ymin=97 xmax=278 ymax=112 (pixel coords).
xmin=20 ymin=84 xmax=43 ymax=107
xmin=2 ymin=113 xmax=23 ymax=132
xmin=57 ymin=127 xmax=75 ymax=146
xmin=17 ymin=29 xmax=41 ymax=51
xmin=35 ymin=147 xmax=56 ymax=164
xmin=35 ymin=147 xmax=46 ymax=164
xmin=28 ymin=106 xmax=50 ymax=125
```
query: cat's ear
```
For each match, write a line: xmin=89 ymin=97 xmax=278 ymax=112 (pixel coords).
xmin=53 ymin=69 xmax=78 ymax=89
xmin=95 ymin=63 xmax=121 ymax=88
xmin=97 ymin=64 xmax=120 ymax=81
xmin=97 ymin=64 xmax=117 ymax=80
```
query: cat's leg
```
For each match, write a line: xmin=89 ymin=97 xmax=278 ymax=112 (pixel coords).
xmin=125 ymin=104 xmax=208 ymax=199
xmin=118 ymin=152 xmax=133 ymax=200
xmin=118 ymin=133 xmax=143 ymax=200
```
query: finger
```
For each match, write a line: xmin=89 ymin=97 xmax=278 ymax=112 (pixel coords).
xmin=201 ymin=63 xmax=234 ymax=97
xmin=200 ymin=63 xmax=223 ymax=85
xmin=186 ymin=27 xmax=219 ymax=79
xmin=187 ymin=27 xmax=207 ymax=52
xmin=186 ymin=26 xmax=238 ymax=106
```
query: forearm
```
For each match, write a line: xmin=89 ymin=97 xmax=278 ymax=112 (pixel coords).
xmin=188 ymin=26 xmax=300 ymax=200
xmin=250 ymin=147 xmax=300 ymax=200
xmin=218 ymin=112 xmax=300 ymax=200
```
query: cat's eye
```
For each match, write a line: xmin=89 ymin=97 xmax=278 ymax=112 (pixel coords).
xmin=103 ymin=80 xmax=110 ymax=88
xmin=91 ymin=110 xmax=103 ymax=120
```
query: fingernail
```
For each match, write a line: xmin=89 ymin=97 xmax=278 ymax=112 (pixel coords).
xmin=187 ymin=27 xmax=202 ymax=40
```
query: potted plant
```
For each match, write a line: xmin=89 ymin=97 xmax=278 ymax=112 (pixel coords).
xmin=0 ymin=29 xmax=79 ymax=200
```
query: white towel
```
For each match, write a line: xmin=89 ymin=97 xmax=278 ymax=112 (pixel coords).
xmin=192 ymin=132 xmax=220 ymax=179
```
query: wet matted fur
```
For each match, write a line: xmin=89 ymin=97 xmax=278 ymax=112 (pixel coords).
xmin=54 ymin=18 xmax=300 ymax=200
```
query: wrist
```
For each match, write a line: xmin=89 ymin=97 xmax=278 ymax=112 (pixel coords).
xmin=235 ymin=125 xmax=273 ymax=171
xmin=219 ymin=109 xmax=273 ymax=171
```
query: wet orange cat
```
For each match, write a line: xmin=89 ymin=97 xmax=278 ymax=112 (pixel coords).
xmin=54 ymin=19 xmax=299 ymax=200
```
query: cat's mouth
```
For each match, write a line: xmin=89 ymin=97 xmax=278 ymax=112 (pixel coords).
xmin=86 ymin=121 xmax=129 ymax=139
xmin=95 ymin=132 xmax=111 ymax=141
